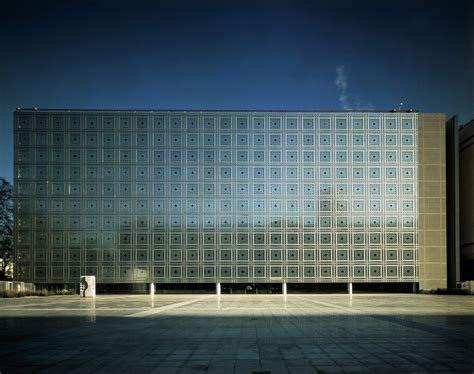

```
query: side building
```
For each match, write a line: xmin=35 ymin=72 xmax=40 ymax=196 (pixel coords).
xmin=459 ymin=119 xmax=474 ymax=281
xmin=13 ymin=110 xmax=446 ymax=291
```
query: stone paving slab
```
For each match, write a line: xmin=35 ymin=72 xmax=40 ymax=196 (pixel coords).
xmin=0 ymin=294 xmax=473 ymax=373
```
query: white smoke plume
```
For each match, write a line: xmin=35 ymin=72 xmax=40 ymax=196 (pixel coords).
xmin=334 ymin=65 xmax=374 ymax=111
xmin=335 ymin=65 xmax=351 ymax=110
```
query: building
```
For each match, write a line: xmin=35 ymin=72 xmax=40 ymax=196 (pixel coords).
xmin=13 ymin=110 xmax=447 ymax=292
xmin=459 ymin=119 xmax=474 ymax=281
xmin=446 ymin=116 xmax=460 ymax=288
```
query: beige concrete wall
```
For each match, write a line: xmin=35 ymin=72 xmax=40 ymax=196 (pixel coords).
xmin=418 ymin=113 xmax=447 ymax=290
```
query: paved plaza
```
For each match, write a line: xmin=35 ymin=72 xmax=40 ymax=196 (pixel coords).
xmin=1 ymin=294 xmax=474 ymax=373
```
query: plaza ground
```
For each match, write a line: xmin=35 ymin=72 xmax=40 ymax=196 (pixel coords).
xmin=1 ymin=294 xmax=473 ymax=373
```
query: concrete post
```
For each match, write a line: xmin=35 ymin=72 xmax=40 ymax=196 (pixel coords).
xmin=80 ymin=276 xmax=96 ymax=298
xmin=216 ymin=282 xmax=221 ymax=295
xmin=282 ymin=282 xmax=287 ymax=295
xmin=348 ymin=282 xmax=353 ymax=295
xmin=150 ymin=283 xmax=155 ymax=296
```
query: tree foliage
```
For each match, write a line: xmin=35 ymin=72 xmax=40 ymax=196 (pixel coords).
xmin=0 ymin=177 xmax=13 ymax=280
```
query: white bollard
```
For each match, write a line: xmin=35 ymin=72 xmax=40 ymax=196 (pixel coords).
xmin=282 ymin=282 xmax=287 ymax=295
xmin=150 ymin=283 xmax=155 ymax=296
xmin=348 ymin=282 xmax=353 ymax=295
xmin=216 ymin=282 xmax=221 ymax=295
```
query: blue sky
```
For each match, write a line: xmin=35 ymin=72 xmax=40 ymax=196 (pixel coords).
xmin=1 ymin=0 xmax=472 ymax=181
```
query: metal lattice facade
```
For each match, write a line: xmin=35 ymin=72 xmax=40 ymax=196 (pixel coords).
xmin=14 ymin=110 xmax=419 ymax=284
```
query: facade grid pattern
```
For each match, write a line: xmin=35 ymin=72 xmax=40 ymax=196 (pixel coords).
xmin=14 ymin=111 xmax=418 ymax=284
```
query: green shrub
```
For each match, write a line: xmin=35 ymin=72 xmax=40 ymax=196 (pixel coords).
xmin=0 ymin=289 xmax=75 ymax=297
xmin=0 ymin=290 xmax=15 ymax=298
xmin=431 ymin=288 xmax=469 ymax=295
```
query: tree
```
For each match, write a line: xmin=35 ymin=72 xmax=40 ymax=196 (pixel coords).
xmin=0 ymin=177 xmax=13 ymax=280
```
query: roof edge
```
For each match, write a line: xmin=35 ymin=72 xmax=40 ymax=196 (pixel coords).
xmin=13 ymin=108 xmax=427 ymax=114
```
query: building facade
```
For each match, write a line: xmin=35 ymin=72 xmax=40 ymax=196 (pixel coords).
xmin=13 ymin=110 xmax=446 ymax=291
xmin=459 ymin=119 xmax=474 ymax=281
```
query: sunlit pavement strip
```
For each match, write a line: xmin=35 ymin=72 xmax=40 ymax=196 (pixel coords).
xmin=296 ymin=295 xmax=365 ymax=315
xmin=125 ymin=295 xmax=215 ymax=317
